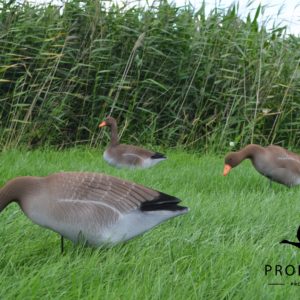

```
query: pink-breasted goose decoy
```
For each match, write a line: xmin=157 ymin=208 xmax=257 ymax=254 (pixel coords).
xmin=280 ymin=226 xmax=300 ymax=249
xmin=99 ymin=117 xmax=166 ymax=169
xmin=223 ymin=144 xmax=300 ymax=187
xmin=0 ymin=172 xmax=188 ymax=253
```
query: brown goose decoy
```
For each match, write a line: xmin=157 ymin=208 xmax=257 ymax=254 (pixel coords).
xmin=0 ymin=172 xmax=188 ymax=252
xmin=223 ymin=144 xmax=300 ymax=187
xmin=99 ymin=117 xmax=166 ymax=169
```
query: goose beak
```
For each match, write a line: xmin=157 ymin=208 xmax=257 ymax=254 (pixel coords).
xmin=223 ymin=164 xmax=232 ymax=176
xmin=99 ymin=121 xmax=107 ymax=128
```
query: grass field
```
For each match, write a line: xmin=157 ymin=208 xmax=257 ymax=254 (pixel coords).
xmin=0 ymin=148 xmax=300 ymax=299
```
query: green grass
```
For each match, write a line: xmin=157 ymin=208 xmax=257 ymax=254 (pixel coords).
xmin=0 ymin=148 xmax=300 ymax=299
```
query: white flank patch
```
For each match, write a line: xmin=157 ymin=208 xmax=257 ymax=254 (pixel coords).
xmin=103 ymin=208 xmax=188 ymax=244
xmin=25 ymin=196 xmax=187 ymax=247
xmin=277 ymin=155 xmax=300 ymax=165
xmin=141 ymin=157 xmax=166 ymax=169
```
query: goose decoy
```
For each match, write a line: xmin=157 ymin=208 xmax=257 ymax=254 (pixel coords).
xmin=280 ymin=226 xmax=300 ymax=249
xmin=99 ymin=116 xmax=166 ymax=169
xmin=0 ymin=172 xmax=188 ymax=252
xmin=223 ymin=144 xmax=300 ymax=187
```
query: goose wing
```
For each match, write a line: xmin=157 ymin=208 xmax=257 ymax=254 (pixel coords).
xmin=47 ymin=172 xmax=184 ymax=216
xmin=119 ymin=144 xmax=155 ymax=159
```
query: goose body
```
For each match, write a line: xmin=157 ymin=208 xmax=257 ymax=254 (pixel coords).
xmin=103 ymin=145 xmax=166 ymax=169
xmin=223 ymin=144 xmax=300 ymax=187
xmin=99 ymin=117 xmax=166 ymax=169
xmin=0 ymin=172 xmax=188 ymax=246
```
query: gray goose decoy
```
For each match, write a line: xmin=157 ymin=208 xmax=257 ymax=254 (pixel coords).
xmin=99 ymin=117 xmax=166 ymax=169
xmin=223 ymin=144 xmax=300 ymax=187
xmin=0 ymin=172 xmax=188 ymax=252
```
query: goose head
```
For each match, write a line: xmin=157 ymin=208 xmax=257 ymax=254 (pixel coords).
xmin=99 ymin=116 xmax=117 ymax=128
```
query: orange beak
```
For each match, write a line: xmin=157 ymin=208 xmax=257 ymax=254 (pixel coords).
xmin=99 ymin=121 xmax=107 ymax=128
xmin=223 ymin=164 xmax=232 ymax=176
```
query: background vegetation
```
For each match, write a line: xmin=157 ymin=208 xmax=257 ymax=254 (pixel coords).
xmin=0 ymin=0 xmax=300 ymax=152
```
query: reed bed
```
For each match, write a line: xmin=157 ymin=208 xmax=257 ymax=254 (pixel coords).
xmin=0 ymin=0 xmax=300 ymax=151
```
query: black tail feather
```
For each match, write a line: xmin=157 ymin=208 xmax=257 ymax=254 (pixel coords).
xmin=141 ymin=192 xmax=187 ymax=212
xmin=141 ymin=202 xmax=187 ymax=211
xmin=151 ymin=152 xmax=167 ymax=159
